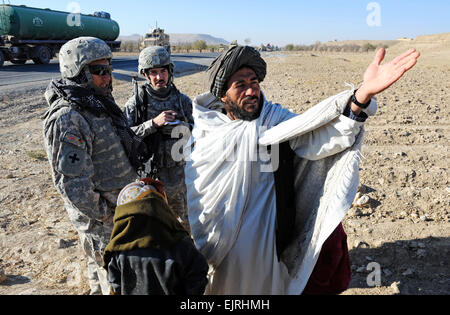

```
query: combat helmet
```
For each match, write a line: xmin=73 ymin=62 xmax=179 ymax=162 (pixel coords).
xmin=59 ymin=37 xmax=113 ymax=95
xmin=138 ymin=46 xmax=174 ymax=76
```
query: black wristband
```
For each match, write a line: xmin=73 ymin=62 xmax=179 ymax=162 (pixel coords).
xmin=351 ymin=90 xmax=371 ymax=109
xmin=343 ymin=104 xmax=368 ymax=122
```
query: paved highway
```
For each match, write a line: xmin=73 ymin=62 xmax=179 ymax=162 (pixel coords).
xmin=0 ymin=52 xmax=219 ymax=94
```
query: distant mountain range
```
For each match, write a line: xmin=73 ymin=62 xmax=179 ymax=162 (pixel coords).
xmin=118 ymin=33 xmax=229 ymax=46
xmin=169 ymin=33 xmax=229 ymax=45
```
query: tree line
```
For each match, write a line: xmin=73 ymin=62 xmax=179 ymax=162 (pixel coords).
xmin=120 ymin=39 xmax=389 ymax=54
xmin=283 ymin=41 xmax=388 ymax=53
xmin=120 ymin=40 xmax=223 ymax=53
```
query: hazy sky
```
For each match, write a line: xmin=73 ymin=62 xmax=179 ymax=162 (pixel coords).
xmin=5 ymin=0 xmax=450 ymax=46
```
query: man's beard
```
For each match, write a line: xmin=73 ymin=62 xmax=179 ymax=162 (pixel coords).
xmin=225 ymin=95 xmax=262 ymax=121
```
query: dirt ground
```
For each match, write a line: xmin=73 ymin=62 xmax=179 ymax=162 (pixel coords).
xmin=0 ymin=35 xmax=448 ymax=295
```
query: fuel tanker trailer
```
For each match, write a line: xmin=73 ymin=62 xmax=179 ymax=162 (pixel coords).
xmin=0 ymin=4 xmax=121 ymax=67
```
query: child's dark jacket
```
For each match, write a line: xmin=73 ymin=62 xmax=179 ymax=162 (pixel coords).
xmin=103 ymin=191 xmax=208 ymax=295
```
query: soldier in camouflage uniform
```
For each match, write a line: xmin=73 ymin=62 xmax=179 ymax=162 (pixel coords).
xmin=42 ymin=37 xmax=145 ymax=295
xmin=124 ymin=46 xmax=193 ymax=232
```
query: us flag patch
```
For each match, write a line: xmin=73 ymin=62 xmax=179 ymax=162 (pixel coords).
xmin=62 ymin=131 xmax=86 ymax=149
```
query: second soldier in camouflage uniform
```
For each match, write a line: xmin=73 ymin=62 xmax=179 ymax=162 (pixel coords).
xmin=124 ymin=46 xmax=193 ymax=231
xmin=42 ymin=37 xmax=145 ymax=294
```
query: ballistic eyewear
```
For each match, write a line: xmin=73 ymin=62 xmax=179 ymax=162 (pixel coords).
xmin=89 ymin=64 xmax=113 ymax=76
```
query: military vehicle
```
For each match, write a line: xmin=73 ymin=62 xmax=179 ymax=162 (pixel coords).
xmin=140 ymin=26 xmax=171 ymax=55
xmin=0 ymin=4 xmax=121 ymax=67
xmin=259 ymin=43 xmax=274 ymax=52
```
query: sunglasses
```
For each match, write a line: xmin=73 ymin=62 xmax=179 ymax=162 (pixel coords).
xmin=89 ymin=64 xmax=113 ymax=76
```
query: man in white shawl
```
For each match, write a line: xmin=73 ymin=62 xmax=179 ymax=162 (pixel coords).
xmin=184 ymin=46 xmax=420 ymax=295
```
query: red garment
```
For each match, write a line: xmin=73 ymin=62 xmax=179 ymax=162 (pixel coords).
xmin=302 ymin=223 xmax=352 ymax=295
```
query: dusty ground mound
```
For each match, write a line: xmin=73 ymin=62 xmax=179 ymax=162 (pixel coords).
xmin=414 ymin=32 xmax=450 ymax=43
xmin=0 ymin=44 xmax=448 ymax=294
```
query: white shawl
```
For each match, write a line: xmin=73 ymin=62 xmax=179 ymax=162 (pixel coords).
xmin=185 ymin=88 xmax=377 ymax=294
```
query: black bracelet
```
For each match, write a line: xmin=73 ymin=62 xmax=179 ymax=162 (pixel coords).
xmin=351 ymin=90 xmax=371 ymax=109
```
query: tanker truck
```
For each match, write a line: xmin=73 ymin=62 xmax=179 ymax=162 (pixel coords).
xmin=0 ymin=4 xmax=121 ymax=67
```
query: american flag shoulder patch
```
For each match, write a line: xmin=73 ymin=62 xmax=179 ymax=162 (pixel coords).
xmin=62 ymin=131 xmax=86 ymax=150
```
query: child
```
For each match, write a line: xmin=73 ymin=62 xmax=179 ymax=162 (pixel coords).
xmin=103 ymin=178 xmax=208 ymax=295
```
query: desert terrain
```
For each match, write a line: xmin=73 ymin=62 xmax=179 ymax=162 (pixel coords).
xmin=0 ymin=34 xmax=448 ymax=295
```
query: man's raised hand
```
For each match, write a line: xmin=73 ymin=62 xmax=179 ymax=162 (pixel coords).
xmin=357 ymin=48 xmax=420 ymax=103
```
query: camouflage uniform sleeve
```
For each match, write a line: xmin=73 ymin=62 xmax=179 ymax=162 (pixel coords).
xmin=123 ymin=96 xmax=157 ymax=138
xmin=49 ymin=109 xmax=109 ymax=222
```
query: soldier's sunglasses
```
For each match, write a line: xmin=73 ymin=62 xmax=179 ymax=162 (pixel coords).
xmin=89 ymin=65 xmax=113 ymax=76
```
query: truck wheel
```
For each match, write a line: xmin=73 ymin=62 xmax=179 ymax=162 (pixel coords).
xmin=32 ymin=46 xmax=51 ymax=64
xmin=11 ymin=59 xmax=27 ymax=65
xmin=0 ymin=51 xmax=4 ymax=68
